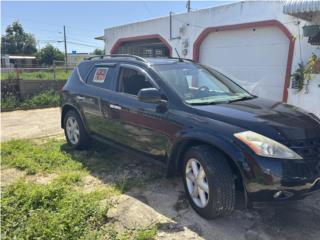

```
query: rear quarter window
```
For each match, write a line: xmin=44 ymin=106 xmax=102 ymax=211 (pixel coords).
xmin=87 ymin=66 xmax=114 ymax=89
xmin=93 ymin=68 xmax=109 ymax=83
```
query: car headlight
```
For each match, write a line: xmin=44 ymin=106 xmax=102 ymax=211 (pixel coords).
xmin=234 ymin=131 xmax=302 ymax=159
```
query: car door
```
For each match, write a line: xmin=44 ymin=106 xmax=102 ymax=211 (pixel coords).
xmin=107 ymin=63 xmax=175 ymax=161
xmin=76 ymin=63 xmax=116 ymax=136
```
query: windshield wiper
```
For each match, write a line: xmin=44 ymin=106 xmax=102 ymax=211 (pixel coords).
xmin=188 ymin=101 xmax=229 ymax=106
xmin=188 ymin=102 xmax=217 ymax=105
xmin=227 ymin=95 xmax=256 ymax=103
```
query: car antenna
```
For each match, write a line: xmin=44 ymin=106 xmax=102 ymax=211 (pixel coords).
xmin=175 ymin=48 xmax=183 ymax=62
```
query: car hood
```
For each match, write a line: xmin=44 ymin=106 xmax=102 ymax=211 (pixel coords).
xmin=191 ymin=98 xmax=320 ymax=141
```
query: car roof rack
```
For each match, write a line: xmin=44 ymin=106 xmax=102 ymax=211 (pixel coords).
xmin=86 ymin=54 xmax=148 ymax=63
xmin=167 ymin=56 xmax=195 ymax=62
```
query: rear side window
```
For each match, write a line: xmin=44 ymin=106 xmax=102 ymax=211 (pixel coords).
xmin=87 ymin=66 xmax=113 ymax=89
xmin=93 ymin=68 xmax=109 ymax=83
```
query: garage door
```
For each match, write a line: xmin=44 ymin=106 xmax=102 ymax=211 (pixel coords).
xmin=199 ymin=26 xmax=290 ymax=101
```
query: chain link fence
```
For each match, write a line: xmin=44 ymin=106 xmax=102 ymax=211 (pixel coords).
xmin=1 ymin=62 xmax=75 ymax=81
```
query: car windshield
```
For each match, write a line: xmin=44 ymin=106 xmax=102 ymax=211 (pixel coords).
xmin=154 ymin=63 xmax=253 ymax=105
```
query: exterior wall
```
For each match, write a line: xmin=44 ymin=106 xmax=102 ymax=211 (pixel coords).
xmin=102 ymin=1 xmax=319 ymax=112
xmin=104 ymin=1 xmax=317 ymax=67
xmin=287 ymin=74 xmax=320 ymax=117
xmin=1 ymin=79 xmax=66 ymax=100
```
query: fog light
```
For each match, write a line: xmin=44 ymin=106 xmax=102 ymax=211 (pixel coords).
xmin=273 ymin=190 xmax=293 ymax=199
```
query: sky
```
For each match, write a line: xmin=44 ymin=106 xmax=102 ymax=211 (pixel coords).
xmin=1 ymin=1 xmax=233 ymax=53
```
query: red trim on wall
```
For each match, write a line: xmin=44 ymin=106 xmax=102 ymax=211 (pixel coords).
xmin=110 ymin=34 xmax=172 ymax=57
xmin=192 ymin=20 xmax=295 ymax=102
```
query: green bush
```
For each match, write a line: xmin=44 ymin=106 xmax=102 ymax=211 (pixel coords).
xmin=1 ymin=179 xmax=109 ymax=240
xmin=1 ymin=93 xmax=20 ymax=110
xmin=1 ymin=90 xmax=60 ymax=111
xmin=20 ymin=89 xmax=60 ymax=108
xmin=1 ymin=139 xmax=83 ymax=174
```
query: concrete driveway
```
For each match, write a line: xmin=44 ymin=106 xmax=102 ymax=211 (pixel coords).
xmin=1 ymin=107 xmax=63 ymax=142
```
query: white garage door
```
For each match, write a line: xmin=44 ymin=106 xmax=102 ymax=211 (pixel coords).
xmin=199 ymin=26 xmax=289 ymax=101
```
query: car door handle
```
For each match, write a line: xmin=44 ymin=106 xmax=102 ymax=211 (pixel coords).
xmin=76 ymin=96 xmax=86 ymax=101
xmin=110 ymin=104 xmax=122 ymax=110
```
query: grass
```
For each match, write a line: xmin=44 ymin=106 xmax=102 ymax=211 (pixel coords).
xmin=1 ymin=139 xmax=160 ymax=239
xmin=1 ymin=177 xmax=111 ymax=240
xmin=1 ymin=139 xmax=83 ymax=174
xmin=1 ymin=89 xmax=60 ymax=111
xmin=1 ymin=69 xmax=72 ymax=81
xmin=102 ymin=226 xmax=158 ymax=240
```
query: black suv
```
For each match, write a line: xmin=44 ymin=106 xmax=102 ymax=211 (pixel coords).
xmin=61 ymin=55 xmax=320 ymax=219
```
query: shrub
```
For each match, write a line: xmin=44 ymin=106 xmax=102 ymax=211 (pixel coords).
xmin=1 ymin=93 xmax=20 ymax=110
xmin=20 ymin=89 xmax=60 ymax=108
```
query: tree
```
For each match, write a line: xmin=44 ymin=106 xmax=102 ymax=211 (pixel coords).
xmin=92 ymin=48 xmax=105 ymax=55
xmin=1 ymin=21 xmax=37 ymax=55
xmin=36 ymin=44 xmax=64 ymax=65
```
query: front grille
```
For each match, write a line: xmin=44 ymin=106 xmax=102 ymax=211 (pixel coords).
xmin=281 ymin=138 xmax=320 ymax=160
xmin=281 ymin=138 xmax=320 ymax=179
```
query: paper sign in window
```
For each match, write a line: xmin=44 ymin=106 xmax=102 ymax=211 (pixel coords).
xmin=93 ymin=68 xmax=108 ymax=83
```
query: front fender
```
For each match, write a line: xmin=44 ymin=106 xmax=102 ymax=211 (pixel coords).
xmin=168 ymin=129 xmax=250 ymax=182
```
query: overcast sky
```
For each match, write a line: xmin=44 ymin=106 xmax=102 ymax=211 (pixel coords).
xmin=1 ymin=1 xmax=233 ymax=53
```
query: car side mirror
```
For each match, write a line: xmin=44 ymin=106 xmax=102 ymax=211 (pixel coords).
xmin=137 ymin=88 xmax=163 ymax=104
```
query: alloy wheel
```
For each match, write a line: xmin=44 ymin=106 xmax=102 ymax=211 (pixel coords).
xmin=66 ymin=116 xmax=80 ymax=145
xmin=185 ymin=158 xmax=210 ymax=208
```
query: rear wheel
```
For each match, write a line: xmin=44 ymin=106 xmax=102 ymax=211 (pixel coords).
xmin=64 ymin=110 xmax=90 ymax=149
xmin=182 ymin=145 xmax=235 ymax=219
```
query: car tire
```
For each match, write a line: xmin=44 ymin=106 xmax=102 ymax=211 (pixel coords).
xmin=64 ymin=110 xmax=90 ymax=150
xmin=182 ymin=145 xmax=235 ymax=219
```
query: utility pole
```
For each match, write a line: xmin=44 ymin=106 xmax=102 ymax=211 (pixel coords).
xmin=186 ymin=0 xmax=191 ymax=12
xmin=63 ymin=25 xmax=68 ymax=72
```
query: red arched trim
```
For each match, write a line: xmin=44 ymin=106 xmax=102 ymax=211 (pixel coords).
xmin=193 ymin=20 xmax=295 ymax=102
xmin=110 ymin=34 xmax=172 ymax=57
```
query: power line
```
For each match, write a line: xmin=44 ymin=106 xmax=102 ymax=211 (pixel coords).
xmin=4 ymin=15 xmax=96 ymax=33
xmin=142 ymin=1 xmax=154 ymax=18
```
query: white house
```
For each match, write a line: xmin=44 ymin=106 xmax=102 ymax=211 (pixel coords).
xmin=98 ymin=0 xmax=320 ymax=116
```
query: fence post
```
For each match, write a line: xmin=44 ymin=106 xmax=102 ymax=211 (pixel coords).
xmin=53 ymin=60 xmax=56 ymax=81
xmin=16 ymin=68 xmax=20 ymax=80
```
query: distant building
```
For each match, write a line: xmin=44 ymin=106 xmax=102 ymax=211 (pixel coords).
xmin=1 ymin=55 xmax=37 ymax=68
xmin=67 ymin=52 xmax=95 ymax=65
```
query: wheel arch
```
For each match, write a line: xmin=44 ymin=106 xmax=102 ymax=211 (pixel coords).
xmin=167 ymin=134 xmax=248 ymax=204
xmin=61 ymin=104 xmax=88 ymax=131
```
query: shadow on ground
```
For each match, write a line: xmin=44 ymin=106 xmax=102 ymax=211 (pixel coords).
xmin=61 ymin=140 xmax=320 ymax=240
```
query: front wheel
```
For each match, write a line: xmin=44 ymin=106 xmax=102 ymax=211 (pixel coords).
xmin=182 ymin=145 xmax=235 ymax=219
xmin=64 ymin=110 xmax=90 ymax=149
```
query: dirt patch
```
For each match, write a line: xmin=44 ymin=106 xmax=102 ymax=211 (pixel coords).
xmin=25 ymin=173 xmax=58 ymax=184
xmin=105 ymin=177 xmax=320 ymax=240
xmin=1 ymin=168 xmax=25 ymax=186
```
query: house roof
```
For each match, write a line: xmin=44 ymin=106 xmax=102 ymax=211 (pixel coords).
xmin=283 ymin=0 xmax=320 ymax=21
xmin=7 ymin=56 xmax=36 ymax=59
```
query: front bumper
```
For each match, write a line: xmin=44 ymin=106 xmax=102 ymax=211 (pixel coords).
xmin=242 ymin=152 xmax=320 ymax=202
